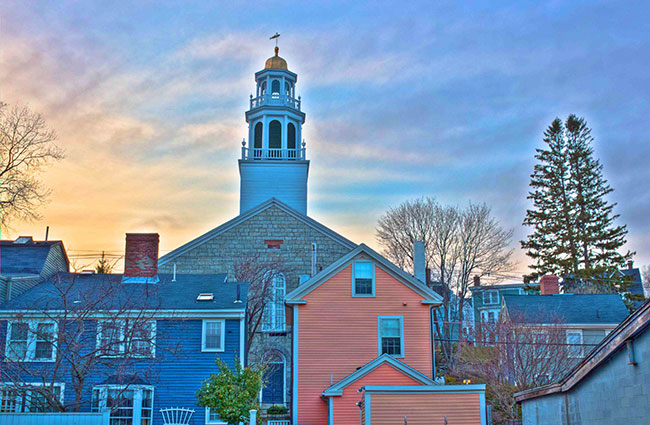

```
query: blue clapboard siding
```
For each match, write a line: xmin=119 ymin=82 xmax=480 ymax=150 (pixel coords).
xmin=0 ymin=318 xmax=243 ymax=425
xmin=0 ymin=411 xmax=109 ymax=425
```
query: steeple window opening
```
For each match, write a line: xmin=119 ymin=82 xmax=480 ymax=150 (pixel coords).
xmin=269 ymin=120 xmax=282 ymax=153
xmin=260 ymin=81 xmax=267 ymax=96
xmin=254 ymin=122 xmax=263 ymax=158
xmin=285 ymin=82 xmax=291 ymax=97
xmin=271 ymin=79 xmax=280 ymax=95
xmin=288 ymin=123 xmax=297 ymax=153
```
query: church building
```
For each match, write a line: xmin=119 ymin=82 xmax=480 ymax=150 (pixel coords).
xmin=158 ymin=46 xmax=356 ymax=409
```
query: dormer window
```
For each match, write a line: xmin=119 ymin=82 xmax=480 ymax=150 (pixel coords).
xmin=352 ymin=261 xmax=374 ymax=296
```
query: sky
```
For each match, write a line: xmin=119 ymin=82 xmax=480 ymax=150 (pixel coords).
xmin=1 ymin=0 xmax=649 ymax=276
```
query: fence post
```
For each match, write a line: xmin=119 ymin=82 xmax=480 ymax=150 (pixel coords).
xmin=249 ymin=409 xmax=257 ymax=425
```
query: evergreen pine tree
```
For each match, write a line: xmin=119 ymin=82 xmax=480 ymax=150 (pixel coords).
xmin=522 ymin=115 xmax=631 ymax=289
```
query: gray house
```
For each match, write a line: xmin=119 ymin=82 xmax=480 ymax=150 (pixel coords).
xmin=0 ymin=236 xmax=69 ymax=301
xmin=515 ymin=299 xmax=650 ymax=425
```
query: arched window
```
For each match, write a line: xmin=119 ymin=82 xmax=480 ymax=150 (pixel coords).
xmin=262 ymin=273 xmax=286 ymax=332
xmin=269 ymin=120 xmax=281 ymax=150
xmin=260 ymin=81 xmax=267 ymax=96
xmin=261 ymin=351 xmax=286 ymax=404
xmin=254 ymin=122 xmax=263 ymax=152
xmin=285 ymin=82 xmax=291 ymax=96
xmin=271 ymin=79 xmax=280 ymax=94
xmin=287 ymin=123 xmax=296 ymax=150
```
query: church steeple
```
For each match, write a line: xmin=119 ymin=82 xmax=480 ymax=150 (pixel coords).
xmin=239 ymin=44 xmax=310 ymax=214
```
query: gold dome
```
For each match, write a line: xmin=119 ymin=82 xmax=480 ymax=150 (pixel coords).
xmin=264 ymin=46 xmax=288 ymax=70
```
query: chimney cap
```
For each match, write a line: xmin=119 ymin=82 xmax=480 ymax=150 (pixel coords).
xmin=627 ymin=259 xmax=634 ymax=270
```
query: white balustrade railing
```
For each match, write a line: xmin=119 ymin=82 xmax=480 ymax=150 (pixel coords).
xmin=249 ymin=94 xmax=301 ymax=110
xmin=241 ymin=147 xmax=306 ymax=161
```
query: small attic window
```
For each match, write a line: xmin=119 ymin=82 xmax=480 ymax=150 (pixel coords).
xmin=15 ymin=236 xmax=33 ymax=244
xmin=197 ymin=293 xmax=214 ymax=302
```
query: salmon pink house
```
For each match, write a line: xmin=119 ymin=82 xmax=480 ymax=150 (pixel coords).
xmin=286 ymin=244 xmax=487 ymax=425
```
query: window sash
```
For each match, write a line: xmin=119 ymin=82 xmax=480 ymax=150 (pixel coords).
xmin=0 ymin=384 xmax=64 ymax=413
xmin=97 ymin=320 xmax=155 ymax=358
xmin=566 ymin=330 xmax=583 ymax=358
xmin=92 ymin=386 xmax=153 ymax=425
xmin=262 ymin=274 xmax=286 ymax=332
xmin=5 ymin=321 xmax=57 ymax=362
xmin=483 ymin=290 xmax=498 ymax=305
xmin=202 ymin=320 xmax=225 ymax=352
xmin=353 ymin=262 xmax=375 ymax=296
xmin=378 ymin=316 xmax=404 ymax=357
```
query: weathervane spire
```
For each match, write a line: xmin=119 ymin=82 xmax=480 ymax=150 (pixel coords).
xmin=270 ymin=32 xmax=280 ymax=56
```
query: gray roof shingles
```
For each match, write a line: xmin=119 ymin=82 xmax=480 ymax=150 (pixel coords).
xmin=0 ymin=241 xmax=59 ymax=276
xmin=503 ymin=294 xmax=629 ymax=325
xmin=0 ymin=272 xmax=247 ymax=312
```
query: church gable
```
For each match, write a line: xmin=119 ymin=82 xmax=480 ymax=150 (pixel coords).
xmin=158 ymin=199 xmax=355 ymax=285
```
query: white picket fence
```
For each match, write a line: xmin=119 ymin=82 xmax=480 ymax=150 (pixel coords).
xmin=0 ymin=411 xmax=109 ymax=425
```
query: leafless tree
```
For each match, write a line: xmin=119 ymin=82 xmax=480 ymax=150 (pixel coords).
xmin=233 ymin=254 xmax=291 ymax=356
xmin=0 ymin=273 xmax=179 ymax=412
xmin=376 ymin=197 xmax=513 ymax=367
xmin=0 ymin=104 xmax=64 ymax=229
xmin=451 ymin=312 xmax=581 ymax=424
xmin=642 ymin=265 xmax=650 ymax=298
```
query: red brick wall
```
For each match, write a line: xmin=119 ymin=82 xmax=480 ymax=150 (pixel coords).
xmin=124 ymin=233 xmax=159 ymax=278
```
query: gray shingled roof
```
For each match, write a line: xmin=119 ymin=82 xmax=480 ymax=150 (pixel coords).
xmin=0 ymin=272 xmax=247 ymax=311
xmin=0 ymin=240 xmax=60 ymax=276
xmin=503 ymin=294 xmax=629 ymax=325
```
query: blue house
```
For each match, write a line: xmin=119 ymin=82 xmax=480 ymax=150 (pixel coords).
xmin=0 ymin=233 xmax=247 ymax=425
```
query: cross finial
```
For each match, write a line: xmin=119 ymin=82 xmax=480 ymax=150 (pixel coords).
xmin=270 ymin=32 xmax=280 ymax=52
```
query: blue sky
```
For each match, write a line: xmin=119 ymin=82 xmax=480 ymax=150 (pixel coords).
xmin=2 ymin=0 xmax=649 ymax=276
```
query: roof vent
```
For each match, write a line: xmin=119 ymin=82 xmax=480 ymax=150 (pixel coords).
xmin=197 ymin=293 xmax=214 ymax=302
xmin=14 ymin=236 xmax=33 ymax=244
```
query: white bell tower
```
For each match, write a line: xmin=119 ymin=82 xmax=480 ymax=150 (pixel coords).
xmin=239 ymin=45 xmax=309 ymax=214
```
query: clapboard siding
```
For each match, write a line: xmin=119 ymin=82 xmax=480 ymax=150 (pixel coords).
xmin=40 ymin=244 xmax=69 ymax=278
xmin=369 ymin=393 xmax=481 ymax=425
xmin=333 ymin=363 xmax=421 ymax=424
xmin=0 ymin=318 xmax=243 ymax=425
xmin=297 ymin=262 xmax=433 ymax=425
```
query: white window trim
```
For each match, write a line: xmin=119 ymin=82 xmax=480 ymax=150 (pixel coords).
xmin=5 ymin=320 xmax=58 ymax=362
xmin=202 ymin=320 xmax=226 ymax=352
xmin=352 ymin=261 xmax=375 ymax=297
xmin=566 ymin=329 xmax=584 ymax=358
xmin=377 ymin=316 xmax=405 ymax=358
xmin=95 ymin=320 xmax=156 ymax=358
xmin=0 ymin=382 xmax=65 ymax=412
xmin=262 ymin=273 xmax=286 ymax=332
xmin=205 ymin=407 xmax=228 ymax=424
xmin=91 ymin=384 xmax=154 ymax=424
xmin=482 ymin=290 xmax=499 ymax=305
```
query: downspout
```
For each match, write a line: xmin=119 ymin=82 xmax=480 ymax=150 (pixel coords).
xmin=564 ymin=393 xmax=571 ymax=425
xmin=430 ymin=305 xmax=436 ymax=378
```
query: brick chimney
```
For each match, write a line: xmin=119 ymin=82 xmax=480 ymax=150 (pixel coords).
xmin=540 ymin=275 xmax=559 ymax=295
xmin=123 ymin=233 xmax=159 ymax=283
xmin=413 ymin=241 xmax=426 ymax=283
xmin=473 ymin=275 xmax=480 ymax=286
xmin=627 ymin=260 xmax=634 ymax=270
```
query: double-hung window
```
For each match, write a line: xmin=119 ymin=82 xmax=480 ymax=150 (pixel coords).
xmin=482 ymin=290 xmax=499 ymax=305
xmin=202 ymin=320 xmax=225 ymax=352
xmin=566 ymin=330 xmax=583 ymax=358
xmin=5 ymin=321 xmax=57 ymax=362
xmin=91 ymin=385 xmax=153 ymax=425
xmin=353 ymin=261 xmax=375 ymax=296
xmin=0 ymin=383 xmax=64 ymax=413
xmin=378 ymin=316 xmax=404 ymax=357
xmin=96 ymin=320 xmax=156 ymax=358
